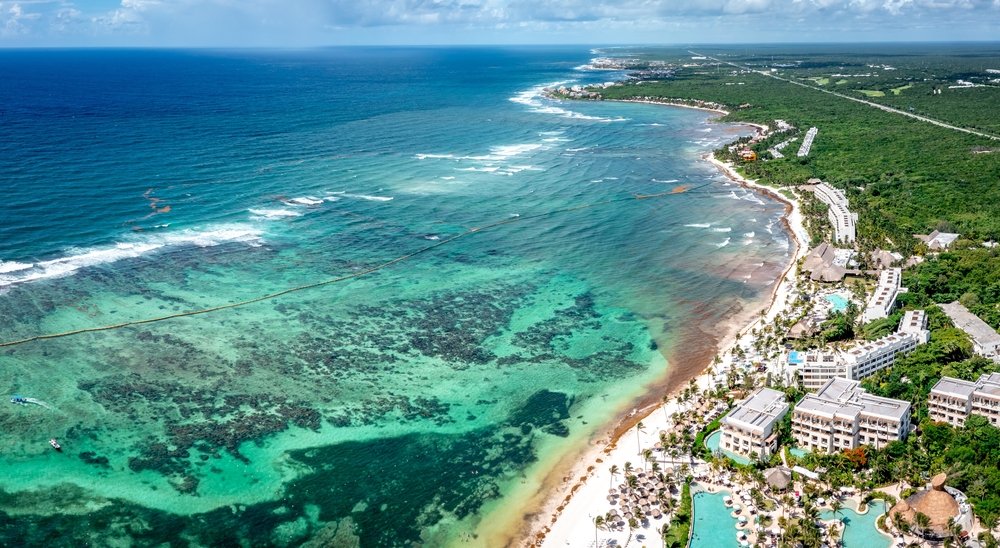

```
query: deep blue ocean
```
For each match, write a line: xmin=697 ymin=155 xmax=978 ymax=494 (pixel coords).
xmin=0 ymin=47 xmax=789 ymax=546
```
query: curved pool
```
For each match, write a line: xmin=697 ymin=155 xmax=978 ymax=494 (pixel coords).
xmin=691 ymin=490 xmax=740 ymax=548
xmin=820 ymin=500 xmax=891 ymax=548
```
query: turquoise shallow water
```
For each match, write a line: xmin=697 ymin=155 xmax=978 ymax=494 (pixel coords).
xmin=821 ymin=501 xmax=891 ymax=548
xmin=691 ymin=490 xmax=740 ymax=548
xmin=0 ymin=48 xmax=790 ymax=545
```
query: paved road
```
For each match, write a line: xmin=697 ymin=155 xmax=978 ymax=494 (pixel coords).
xmin=691 ymin=51 xmax=1000 ymax=142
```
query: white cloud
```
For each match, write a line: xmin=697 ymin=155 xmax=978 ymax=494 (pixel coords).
xmin=1 ymin=0 xmax=998 ymax=45
xmin=1 ymin=2 xmax=42 ymax=36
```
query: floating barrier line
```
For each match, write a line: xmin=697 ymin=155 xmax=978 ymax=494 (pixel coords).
xmin=0 ymin=186 xmax=709 ymax=348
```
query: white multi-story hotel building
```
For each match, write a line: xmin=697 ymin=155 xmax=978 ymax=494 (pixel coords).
xmin=862 ymin=268 xmax=904 ymax=323
xmin=928 ymin=373 xmax=1000 ymax=428
xmin=792 ymin=378 xmax=911 ymax=453
xmin=719 ymin=387 xmax=789 ymax=461
xmin=810 ymin=181 xmax=857 ymax=245
xmin=940 ymin=301 xmax=1000 ymax=361
xmin=798 ymin=310 xmax=929 ymax=391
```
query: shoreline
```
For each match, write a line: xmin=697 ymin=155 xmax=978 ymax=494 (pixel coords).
xmin=504 ymin=107 xmax=810 ymax=547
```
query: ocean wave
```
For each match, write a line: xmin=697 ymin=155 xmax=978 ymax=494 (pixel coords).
xmin=285 ymin=196 xmax=323 ymax=206
xmin=0 ymin=225 xmax=264 ymax=289
xmin=249 ymin=208 xmax=303 ymax=219
xmin=684 ymin=223 xmax=711 ymax=228
xmin=744 ymin=231 xmax=756 ymax=238
xmin=715 ymin=238 xmax=731 ymax=248
xmin=712 ymin=227 xmax=732 ymax=233
xmin=0 ymin=261 xmax=33 ymax=274
xmin=653 ymin=178 xmax=680 ymax=183
xmin=509 ymin=83 xmax=627 ymax=123
xmin=329 ymin=192 xmax=394 ymax=202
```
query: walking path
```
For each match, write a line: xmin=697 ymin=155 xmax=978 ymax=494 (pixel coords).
xmin=690 ymin=51 xmax=1000 ymax=142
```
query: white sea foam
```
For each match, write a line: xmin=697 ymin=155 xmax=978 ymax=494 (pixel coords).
xmin=0 ymin=225 xmax=264 ymax=289
xmin=332 ymin=192 xmax=394 ymax=202
xmin=715 ymin=238 xmax=731 ymax=248
xmin=249 ymin=208 xmax=303 ymax=219
xmin=684 ymin=223 xmax=712 ymax=228
xmin=458 ymin=166 xmax=500 ymax=173
xmin=286 ymin=196 xmax=323 ymax=206
xmin=744 ymin=231 xmax=755 ymax=238
xmin=440 ymin=176 xmax=456 ymax=180
xmin=653 ymin=178 xmax=680 ymax=183
xmin=0 ymin=261 xmax=33 ymax=274
xmin=712 ymin=227 xmax=732 ymax=233
xmin=509 ymin=83 xmax=627 ymax=122
xmin=566 ymin=146 xmax=591 ymax=152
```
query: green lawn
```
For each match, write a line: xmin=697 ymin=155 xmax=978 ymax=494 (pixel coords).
xmin=891 ymin=84 xmax=913 ymax=95
xmin=856 ymin=89 xmax=886 ymax=97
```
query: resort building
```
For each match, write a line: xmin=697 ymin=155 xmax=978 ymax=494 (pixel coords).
xmin=797 ymin=127 xmax=818 ymax=157
xmin=928 ymin=372 xmax=1000 ymax=427
xmin=861 ymin=268 xmax=904 ymax=323
xmin=792 ymin=378 xmax=911 ymax=453
xmin=807 ymin=180 xmax=857 ymax=245
xmin=914 ymin=230 xmax=961 ymax=251
xmin=719 ymin=387 xmax=789 ymax=461
xmin=940 ymin=301 xmax=1000 ymax=361
xmin=797 ymin=310 xmax=929 ymax=391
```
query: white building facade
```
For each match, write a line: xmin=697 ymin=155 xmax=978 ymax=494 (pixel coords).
xmin=719 ymin=387 xmax=789 ymax=461
xmin=940 ymin=301 xmax=1000 ymax=361
xmin=862 ymin=268 xmax=904 ymax=323
xmin=811 ymin=182 xmax=857 ymax=245
xmin=797 ymin=310 xmax=929 ymax=391
xmin=792 ymin=378 xmax=910 ymax=453
xmin=929 ymin=373 xmax=1000 ymax=428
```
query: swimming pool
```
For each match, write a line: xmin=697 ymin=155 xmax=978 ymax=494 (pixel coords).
xmin=705 ymin=430 xmax=752 ymax=465
xmin=820 ymin=500 xmax=890 ymax=548
xmin=691 ymin=491 xmax=740 ymax=548
xmin=826 ymin=294 xmax=849 ymax=313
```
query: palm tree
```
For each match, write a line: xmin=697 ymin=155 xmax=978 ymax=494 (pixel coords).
xmin=830 ymin=499 xmax=843 ymax=521
xmin=914 ymin=511 xmax=931 ymax=536
xmin=828 ymin=523 xmax=842 ymax=547
xmin=948 ymin=516 xmax=963 ymax=542
xmin=642 ymin=448 xmax=654 ymax=472
xmin=593 ymin=515 xmax=604 ymax=546
xmin=624 ymin=461 xmax=633 ymax=477
xmin=661 ymin=394 xmax=671 ymax=422
xmin=892 ymin=511 xmax=910 ymax=534
xmin=636 ymin=421 xmax=646 ymax=455
xmin=610 ymin=464 xmax=619 ymax=490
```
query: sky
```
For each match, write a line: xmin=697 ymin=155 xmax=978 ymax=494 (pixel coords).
xmin=0 ymin=0 xmax=998 ymax=47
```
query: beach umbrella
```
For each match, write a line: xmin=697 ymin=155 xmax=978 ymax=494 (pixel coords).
xmin=609 ymin=489 xmax=618 ymax=496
